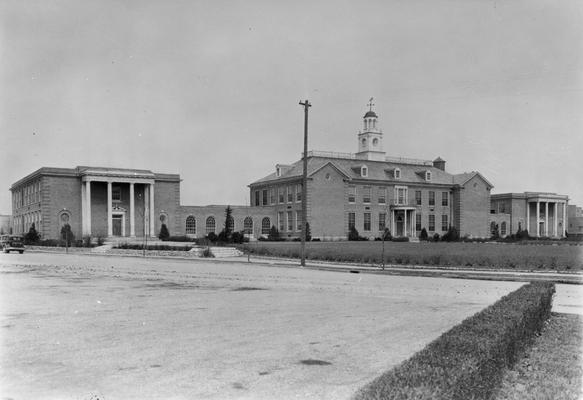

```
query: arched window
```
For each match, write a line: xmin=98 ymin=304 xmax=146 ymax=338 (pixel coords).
xmin=501 ymin=222 xmax=507 ymax=236
xmin=243 ymin=217 xmax=253 ymax=234
xmin=261 ymin=217 xmax=271 ymax=235
xmin=490 ymin=221 xmax=496 ymax=235
xmin=186 ymin=216 xmax=196 ymax=234
xmin=206 ymin=216 xmax=216 ymax=234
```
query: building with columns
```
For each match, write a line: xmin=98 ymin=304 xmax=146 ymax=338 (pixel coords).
xmin=489 ymin=192 xmax=569 ymax=238
xmin=10 ymin=166 xmax=181 ymax=240
xmin=248 ymin=105 xmax=494 ymax=240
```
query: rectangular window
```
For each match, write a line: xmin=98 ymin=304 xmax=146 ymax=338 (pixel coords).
xmin=429 ymin=214 xmax=435 ymax=232
xmin=112 ymin=186 xmax=122 ymax=201
xmin=287 ymin=186 xmax=293 ymax=203
xmin=278 ymin=212 xmax=284 ymax=231
xmin=287 ymin=211 xmax=293 ymax=231
xmin=395 ymin=187 xmax=408 ymax=205
xmin=377 ymin=187 xmax=386 ymax=204
xmin=262 ymin=190 xmax=268 ymax=206
xmin=270 ymin=188 xmax=275 ymax=205
xmin=363 ymin=186 xmax=371 ymax=203
xmin=254 ymin=191 xmax=260 ymax=206
xmin=416 ymin=213 xmax=421 ymax=231
xmin=442 ymin=215 xmax=448 ymax=231
xmin=278 ymin=188 xmax=284 ymax=203
xmin=348 ymin=212 xmax=356 ymax=230
xmin=296 ymin=211 xmax=301 ymax=231
xmin=296 ymin=184 xmax=302 ymax=202
xmin=415 ymin=190 xmax=422 ymax=206
xmin=379 ymin=212 xmax=386 ymax=231
xmin=363 ymin=212 xmax=371 ymax=231
xmin=429 ymin=191 xmax=435 ymax=206
xmin=348 ymin=186 xmax=356 ymax=203
xmin=442 ymin=192 xmax=448 ymax=206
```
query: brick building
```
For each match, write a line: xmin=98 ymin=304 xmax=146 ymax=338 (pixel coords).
xmin=489 ymin=192 xmax=569 ymax=238
xmin=248 ymin=106 xmax=494 ymax=240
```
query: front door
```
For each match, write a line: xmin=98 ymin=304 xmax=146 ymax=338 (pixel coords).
xmin=112 ymin=215 xmax=123 ymax=236
xmin=396 ymin=213 xmax=404 ymax=236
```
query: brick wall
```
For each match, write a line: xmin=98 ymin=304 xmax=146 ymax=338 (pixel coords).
xmin=457 ymin=175 xmax=491 ymax=238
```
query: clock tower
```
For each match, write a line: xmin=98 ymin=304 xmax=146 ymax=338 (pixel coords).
xmin=356 ymin=98 xmax=385 ymax=161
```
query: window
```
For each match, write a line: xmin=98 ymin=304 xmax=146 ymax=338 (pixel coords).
xmin=287 ymin=211 xmax=293 ymax=231
xmin=243 ymin=217 xmax=253 ymax=234
xmin=377 ymin=187 xmax=386 ymax=204
xmin=296 ymin=184 xmax=302 ymax=202
xmin=429 ymin=191 xmax=435 ymax=206
xmin=426 ymin=171 xmax=432 ymax=181
xmin=490 ymin=221 xmax=497 ymax=235
xmin=276 ymin=166 xmax=281 ymax=177
xmin=348 ymin=186 xmax=356 ymax=203
xmin=501 ymin=221 xmax=507 ymax=236
xmin=270 ymin=188 xmax=275 ymax=205
xmin=379 ymin=213 xmax=386 ymax=231
xmin=415 ymin=190 xmax=422 ymax=205
xmin=442 ymin=192 xmax=448 ymax=206
xmin=442 ymin=215 xmax=448 ymax=231
xmin=363 ymin=212 xmax=371 ymax=231
xmin=278 ymin=212 xmax=284 ymax=231
xmin=254 ymin=191 xmax=260 ymax=206
xmin=112 ymin=185 xmax=121 ymax=201
xmin=416 ymin=214 xmax=421 ymax=231
xmin=361 ymin=166 xmax=368 ymax=177
xmin=348 ymin=212 xmax=356 ymax=230
xmin=206 ymin=216 xmax=216 ymax=234
xmin=261 ymin=217 xmax=271 ymax=235
xmin=394 ymin=168 xmax=401 ymax=179
xmin=262 ymin=190 xmax=268 ymax=206
xmin=428 ymin=214 xmax=435 ymax=232
xmin=186 ymin=216 xmax=196 ymax=234
xmin=296 ymin=211 xmax=302 ymax=231
xmin=363 ymin=186 xmax=371 ymax=203
xmin=395 ymin=187 xmax=408 ymax=205
xmin=278 ymin=188 xmax=284 ymax=203
xmin=287 ymin=186 xmax=293 ymax=203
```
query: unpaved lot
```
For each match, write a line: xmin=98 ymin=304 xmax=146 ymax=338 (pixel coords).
xmin=0 ymin=253 xmax=534 ymax=399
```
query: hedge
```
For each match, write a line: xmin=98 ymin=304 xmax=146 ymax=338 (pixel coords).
xmin=353 ymin=281 xmax=555 ymax=400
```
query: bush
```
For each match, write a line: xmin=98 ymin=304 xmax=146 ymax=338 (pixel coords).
xmin=165 ymin=235 xmax=196 ymax=242
xmin=24 ymin=223 xmax=40 ymax=244
xmin=432 ymin=233 xmax=440 ymax=242
xmin=231 ymin=231 xmax=247 ymax=244
xmin=355 ymin=282 xmax=555 ymax=400
xmin=419 ymin=228 xmax=428 ymax=241
xmin=206 ymin=232 xmax=218 ymax=242
xmin=60 ymin=223 xmax=75 ymax=246
xmin=268 ymin=225 xmax=282 ymax=241
xmin=158 ymin=223 xmax=170 ymax=240
xmin=348 ymin=226 xmax=367 ymax=241
xmin=441 ymin=226 xmax=460 ymax=242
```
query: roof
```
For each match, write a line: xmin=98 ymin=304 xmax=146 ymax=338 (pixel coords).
xmin=364 ymin=110 xmax=378 ymax=118
xmin=251 ymin=155 xmax=464 ymax=187
xmin=452 ymin=171 xmax=494 ymax=189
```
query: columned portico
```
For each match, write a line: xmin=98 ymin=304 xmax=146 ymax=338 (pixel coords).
xmin=524 ymin=194 xmax=569 ymax=238
xmin=390 ymin=207 xmax=416 ymax=238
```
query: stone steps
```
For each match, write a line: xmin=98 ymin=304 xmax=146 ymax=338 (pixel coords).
xmin=209 ymin=247 xmax=244 ymax=258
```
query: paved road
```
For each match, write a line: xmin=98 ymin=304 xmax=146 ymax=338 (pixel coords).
xmin=0 ymin=252 xmax=577 ymax=399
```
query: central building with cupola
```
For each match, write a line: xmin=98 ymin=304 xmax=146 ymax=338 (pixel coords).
xmin=249 ymin=104 xmax=493 ymax=240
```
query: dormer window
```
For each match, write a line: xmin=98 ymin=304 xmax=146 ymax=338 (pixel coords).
xmin=361 ymin=165 xmax=368 ymax=177
xmin=425 ymin=171 xmax=432 ymax=181
xmin=395 ymin=168 xmax=401 ymax=179
xmin=276 ymin=166 xmax=281 ymax=177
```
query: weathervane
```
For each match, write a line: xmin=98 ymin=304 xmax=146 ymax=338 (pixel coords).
xmin=367 ymin=97 xmax=375 ymax=112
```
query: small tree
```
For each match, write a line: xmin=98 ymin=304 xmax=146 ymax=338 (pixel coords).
xmin=442 ymin=226 xmax=460 ymax=242
xmin=218 ymin=206 xmax=234 ymax=243
xmin=419 ymin=228 xmax=428 ymax=241
xmin=268 ymin=225 xmax=280 ymax=241
xmin=158 ymin=223 xmax=170 ymax=240
xmin=305 ymin=222 xmax=312 ymax=242
xmin=348 ymin=226 xmax=361 ymax=241
xmin=491 ymin=223 xmax=500 ymax=240
xmin=382 ymin=228 xmax=392 ymax=241
xmin=24 ymin=222 xmax=40 ymax=244
xmin=60 ymin=223 xmax=74 ymax=246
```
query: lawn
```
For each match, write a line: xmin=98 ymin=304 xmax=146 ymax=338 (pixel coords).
xmin=243 ymin=241 xmax=583 ymax=271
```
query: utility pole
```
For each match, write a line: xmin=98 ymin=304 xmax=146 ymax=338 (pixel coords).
xmin=299 ymin=99 xmax=311 ymax=267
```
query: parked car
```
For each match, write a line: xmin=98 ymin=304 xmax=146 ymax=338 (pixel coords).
xmin=1 ymin=235 xmax=25 ymax=254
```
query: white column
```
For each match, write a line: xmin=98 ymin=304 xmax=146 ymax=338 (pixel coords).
xmin=412 ymin=210 xmax=416 ymax=237
xmin=391 ymin=210 xmax=395 ymax=234
xmin=86 ymin=181 xmax=91 ymax=236
xmin=526 ymin=201 xmax=530 ymax=234
xmin=81 ymin=182 xmax=86 ymax=236
xmin=562 ymin=201 xmax=567 ymax=237
xmin=107 ymin=181 xmax=113 ymax=237
xmin=404 ymin=209 xmax=408 ymax=237
xmin=554 ymin=202 xmax=558 ymax=237
xmin=130 ymin=183 xmax=135 ymax=237
xmin=544 ymin=202 xmax=549 ymax=236
xmin=149 ymin=183 xmax=155 ymax=237
xmin=536 ymin=201 xmax=540 ymax=237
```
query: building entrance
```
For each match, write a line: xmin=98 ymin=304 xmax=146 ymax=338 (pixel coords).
xmin=112 ymin=215 xmax=123 ymax=236
xmin=396 ymin=214 xmax=404 ymax=236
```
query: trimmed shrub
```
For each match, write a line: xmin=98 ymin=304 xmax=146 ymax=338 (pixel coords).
xmin=419 ymin=228 xmax=428 ymax=241
xmin=354 ymin=282 xmax=555 ymax=400
xmin=24 ymin=223 xmax=40 ymax=244
xmin=158 ymin=223 xmax=170 ymax=240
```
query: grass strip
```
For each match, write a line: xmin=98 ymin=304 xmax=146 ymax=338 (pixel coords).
xmin=494 ymin=312 xmax=582 ymax=400
xmin=353 ymin=282 xmax=555 ymax=400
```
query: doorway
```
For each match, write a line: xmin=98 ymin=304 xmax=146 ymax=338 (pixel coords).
xmin=112 ymin=215 xmax=123 ymax=236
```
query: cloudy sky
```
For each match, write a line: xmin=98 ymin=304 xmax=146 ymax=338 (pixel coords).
xmin=1 ymin=0 xmax=581 ymax=214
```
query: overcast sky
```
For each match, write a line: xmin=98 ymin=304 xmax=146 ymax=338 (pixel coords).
xmin=1 ymin=0 xmax=581 ymax=214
